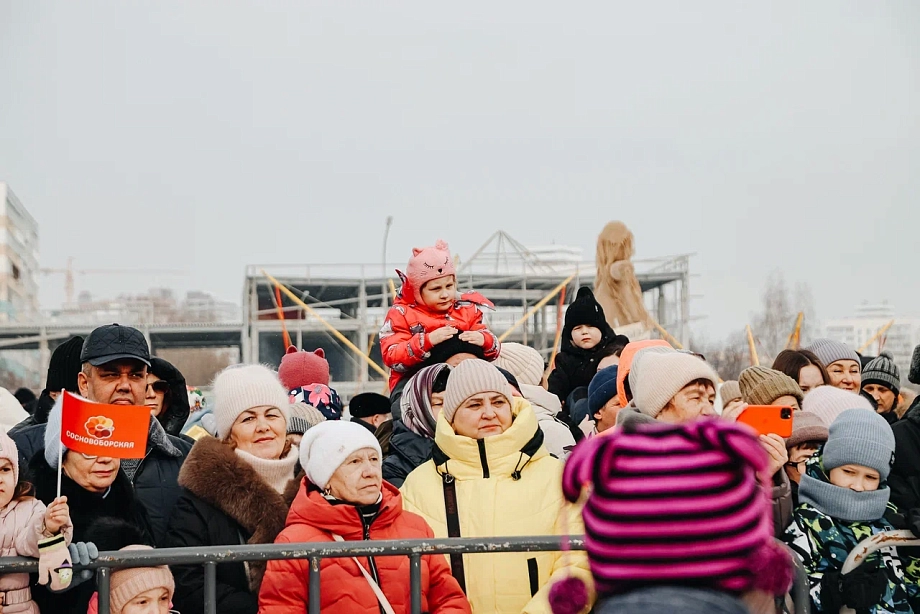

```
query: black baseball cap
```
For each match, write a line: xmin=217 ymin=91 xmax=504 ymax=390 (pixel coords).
xmin=81 ymin=324 xmax=151 ymax=367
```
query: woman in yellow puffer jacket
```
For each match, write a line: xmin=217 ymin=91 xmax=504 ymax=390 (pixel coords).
xmin=400 ymin=359 xmax=594 ymax=614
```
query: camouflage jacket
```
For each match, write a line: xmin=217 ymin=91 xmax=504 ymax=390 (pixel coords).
xmin=784 ymin=500 xmax=920 ymax=613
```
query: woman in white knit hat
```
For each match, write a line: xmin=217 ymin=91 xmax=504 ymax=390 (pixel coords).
xmin=258 ymin=420 xmax=470 ymax=613
xmin=164 ymin=364 xmax=302 ymax=614
xmin=399 ymin=359 xmax=593 ymax=614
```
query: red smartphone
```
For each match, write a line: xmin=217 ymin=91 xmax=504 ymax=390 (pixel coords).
xmin=736 ymin=405 xmax=794 ymax=438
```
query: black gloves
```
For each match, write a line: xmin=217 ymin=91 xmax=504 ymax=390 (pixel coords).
xmin=822 ymin=559 xmax=889 ymax=614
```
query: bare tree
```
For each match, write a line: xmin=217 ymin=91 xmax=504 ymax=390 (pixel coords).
xmin=698 ymin=272 xmax=816 ymax=379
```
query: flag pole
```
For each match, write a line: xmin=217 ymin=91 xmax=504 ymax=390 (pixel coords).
xmin=56 ymin=390 xmax=64 ymax=499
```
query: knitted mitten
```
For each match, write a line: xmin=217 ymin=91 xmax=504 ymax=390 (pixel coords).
xmin=37 ymin=534 xmax=74 ymax=591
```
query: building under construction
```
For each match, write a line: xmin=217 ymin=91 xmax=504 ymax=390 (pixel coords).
xmin=0 ymin=231 xmax=691 ymax=396
xmin=245 ymin=231 xmax=692 ymax=398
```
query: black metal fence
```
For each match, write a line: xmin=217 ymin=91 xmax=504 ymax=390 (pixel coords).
xmin=0 ymin=535 xmax=809 ymax=614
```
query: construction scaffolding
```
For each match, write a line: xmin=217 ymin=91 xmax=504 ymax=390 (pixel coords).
xmin=245 ymin=231 xmax=692 ymax=398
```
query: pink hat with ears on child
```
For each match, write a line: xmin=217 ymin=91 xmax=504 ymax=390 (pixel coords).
xmin=404 ymin=240 xmax=456 ymax=305
xmin=278 ymin=346 xmax=330 ymax=392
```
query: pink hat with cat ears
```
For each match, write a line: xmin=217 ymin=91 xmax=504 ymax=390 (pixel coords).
xmin=405 ymin=240 xmax=456 ymax=304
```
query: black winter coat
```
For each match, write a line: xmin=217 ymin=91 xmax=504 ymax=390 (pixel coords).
xmin=29 ymin=450 xmax=152 ymax=614
xmin=382 ymin=420 xmax=434 ymax=488
xmin=547 ymin=321 xmax=618 ymax=408
xmin=163 ymin=437 xmax=297 ymax=614
xmin=136 ymin=427 xmax=192 ymax=547
xmin=890 ymin=403 xmax=920 ymax=513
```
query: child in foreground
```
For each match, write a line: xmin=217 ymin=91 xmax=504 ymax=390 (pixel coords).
xmin=784 ymin=409 xmax=920 ymax=613
xmin=0 ymin=429 xmax=73 ymax=613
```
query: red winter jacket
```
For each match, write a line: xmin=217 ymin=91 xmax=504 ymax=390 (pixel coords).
xmin=257 ymin=480 xmax=471 ymax=614
xmin=380 ymin=291 xmax=500 ymax=391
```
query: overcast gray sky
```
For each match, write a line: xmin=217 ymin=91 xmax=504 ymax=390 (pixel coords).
xmin=1 ymin=1 xmax=917 ymax=340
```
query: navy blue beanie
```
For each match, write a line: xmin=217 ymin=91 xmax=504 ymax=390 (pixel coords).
xmin=589 ymin=365 xmax=620 ymax=414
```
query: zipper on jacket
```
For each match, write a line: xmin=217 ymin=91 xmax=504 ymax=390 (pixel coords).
xmin=362 ymin=516 xmax=386 ymax=614
xmin=477 ymin=439 xmax=490 ymax=479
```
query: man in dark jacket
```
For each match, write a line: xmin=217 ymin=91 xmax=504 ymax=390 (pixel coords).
xmin=8 ymin=335 xmax=84 ymax=463
xmin=147 ymin=356 xmax=192 ymax=437
xmin=889 ymin=344 xmax=920 ymax=513
xmin=17 ymin=324 xmax=192 ymax=546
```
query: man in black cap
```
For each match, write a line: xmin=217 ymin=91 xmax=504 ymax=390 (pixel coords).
xmin=78 ymin=324 xmax=192 ymax=545
xmin=349 ymin=392 xmax=394 ymax=453
xmin=8 ymin=335 xmax=85 ymax=459
xmin=16 ymin=324 xmax=192 ymax=546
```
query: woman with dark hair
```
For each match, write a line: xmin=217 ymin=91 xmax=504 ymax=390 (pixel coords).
xmin=772 ymin=349 xmax=830 ymax=395
xmin=383 ymin=364 xmax=450 ymax=487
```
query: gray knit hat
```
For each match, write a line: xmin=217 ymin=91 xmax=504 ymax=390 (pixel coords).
xmin=441 ymin=359 xmax=513 ymax=424
xmin=287 ymin=402 xmax=326 ymax=435
xmin=739 ymin=366 xmax=804 ymax=406
xmin=805 ymin=338 xmax=861 ymax=370
xmin=861 ymin=352 xmax=901 ymax=395
xmin=212 ymin=364 xmax=290 ymax=439
xmin=627 ymin=345 xmax=677 ymax=396
xmin=719 ymin=381 xmax=742 ymax=405
xmin=823 ymin=408 xmax=895 ymax=481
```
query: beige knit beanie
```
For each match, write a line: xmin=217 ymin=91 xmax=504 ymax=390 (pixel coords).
xmin=212 ymin=364 xmax=291 ymax=439
xmin=493 ymin=343 xmax=545 ymax=387
xmin=719 ymin=381 xmax=742 ymax=405
xmin=633 ymin=352 xmax=720 ymax=419
xmin=442 ymin=359 xmax=513 ymax=423
xmin=110 ymin=546 xmax=175 ymax=614
xmin=739 ymin=366 xmax=804 ymax=406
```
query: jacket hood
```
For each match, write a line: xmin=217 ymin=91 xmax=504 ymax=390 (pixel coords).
xmin=285 ymin=478 xmax=404 ymax=539
xmin=431 ymin=398 xmax=548 ymax=479
xmin=520 ymin=384 xmax=562 ymax=419
xmin=0 ymin=387 xmax=27 ymax=432
xmin=149 ymin=357 xmax=191 ymax=436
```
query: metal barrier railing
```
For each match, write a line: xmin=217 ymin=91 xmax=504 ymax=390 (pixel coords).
xmin=0 ymin=535 xmax=810 ymax=614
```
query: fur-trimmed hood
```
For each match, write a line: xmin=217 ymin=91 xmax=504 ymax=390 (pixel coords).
xmin=177 ymin=436 xmax=301 ymax=590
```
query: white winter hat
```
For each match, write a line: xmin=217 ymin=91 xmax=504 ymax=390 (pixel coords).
xmin=298 ymin=420 xmax=382 ymax=490
xmin=493 ymin=343 xmax=545 ymax=387
xmin=212 ymin=364 xmax=290 ymax=439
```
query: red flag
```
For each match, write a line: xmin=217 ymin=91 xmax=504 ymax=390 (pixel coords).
xmin=60 ymin=391 xmax=149 ymax=459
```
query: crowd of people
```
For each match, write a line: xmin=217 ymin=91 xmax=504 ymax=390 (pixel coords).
xmin=1 ymin=238 xmax=919 ymax=613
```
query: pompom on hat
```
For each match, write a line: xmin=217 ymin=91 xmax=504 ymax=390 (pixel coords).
xmin=549 ymin=418 xmax=794 ymax=612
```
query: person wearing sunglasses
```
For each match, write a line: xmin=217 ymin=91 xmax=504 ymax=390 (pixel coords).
xmin=147 ymin=358 xmax=192 ymax=438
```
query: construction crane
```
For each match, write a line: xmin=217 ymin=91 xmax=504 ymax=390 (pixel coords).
xmin=41 ymin=257 xmax=186 ymax=305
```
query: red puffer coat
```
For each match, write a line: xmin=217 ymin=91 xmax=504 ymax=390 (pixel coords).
xmin=380 ymin=289 xmax=500 ymax=391
xmin=257 ymin=480 xmax=471 ymax=614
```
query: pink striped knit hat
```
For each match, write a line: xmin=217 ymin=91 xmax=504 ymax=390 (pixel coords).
xmin=556 ymin=418 xmax=793 ymax=603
